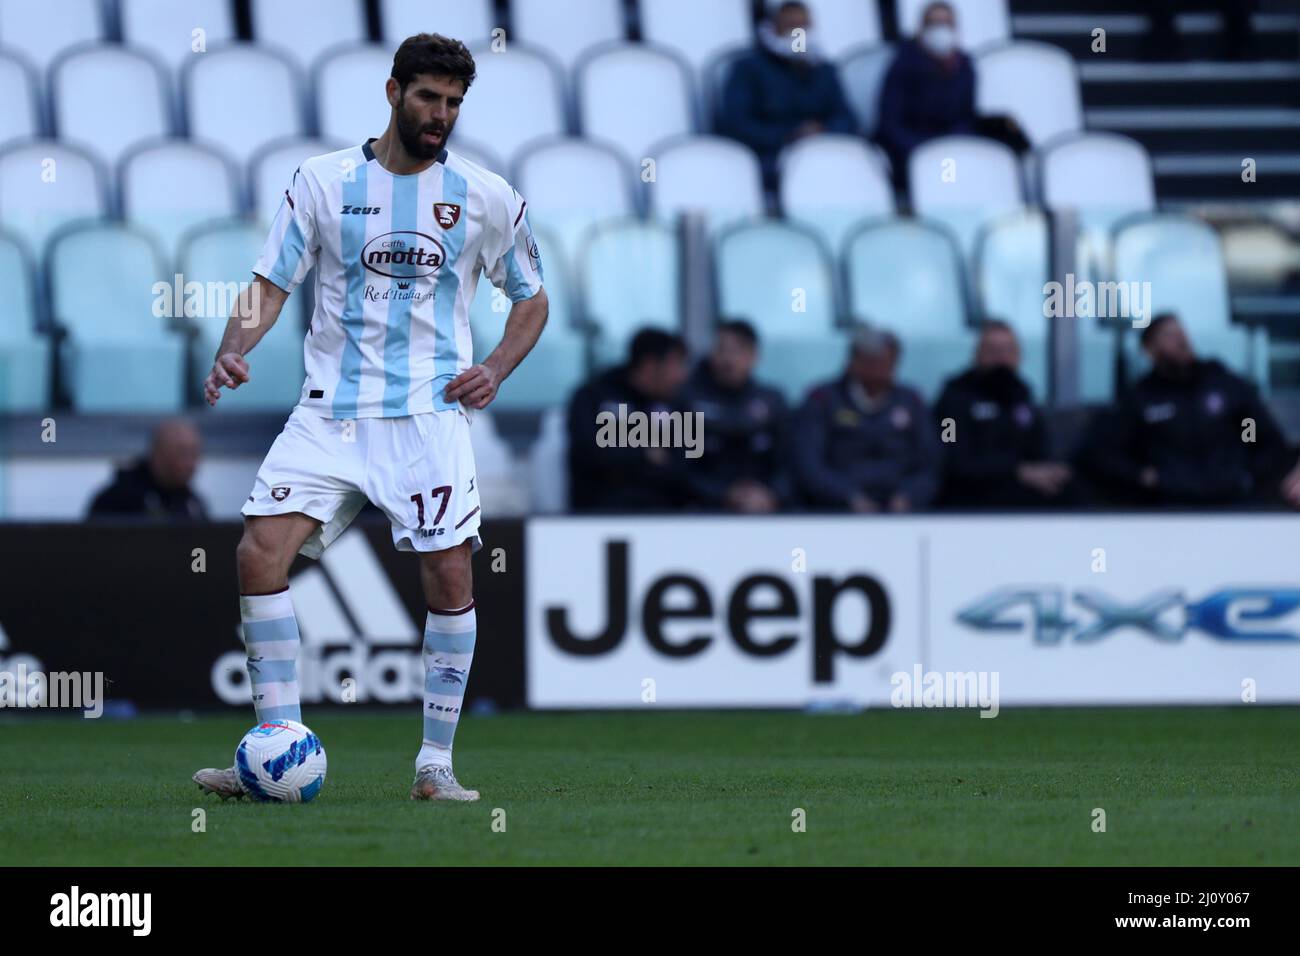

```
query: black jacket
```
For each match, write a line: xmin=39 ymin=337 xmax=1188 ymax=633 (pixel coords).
xmin=876 ymin=39 xmax=976 ymax=169
xmin=88 ymin=459 xmax=208 ymax=520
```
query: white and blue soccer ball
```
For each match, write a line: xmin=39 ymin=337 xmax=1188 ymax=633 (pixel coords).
xmin=235 ymin=719 xmax=327 ymax=803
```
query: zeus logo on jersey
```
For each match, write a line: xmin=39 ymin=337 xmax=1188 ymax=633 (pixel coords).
xmin=341 ymin=204 xmax=382 ymax=215
xmin=957 ymin=587 xmax=1300 ymax=643
xmin=362 ymin=231 xmax=445 ymax=278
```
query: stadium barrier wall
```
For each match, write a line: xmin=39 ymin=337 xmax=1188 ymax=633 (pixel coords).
xmin=2 ymin=515 xmax=1298 ymax=714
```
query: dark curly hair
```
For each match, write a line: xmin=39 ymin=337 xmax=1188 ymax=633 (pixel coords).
xmin=391 ymin=33 xmax=477 ymax=94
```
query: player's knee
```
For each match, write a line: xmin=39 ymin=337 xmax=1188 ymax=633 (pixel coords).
xmin=421 ymin=545 xmax=473 ymax=607
xmin=236 ymin=526 xmax=286 ymax=586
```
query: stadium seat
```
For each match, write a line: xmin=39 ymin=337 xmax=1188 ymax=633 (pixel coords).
xmin=0 ymin=0 xmax=104 ymax=84
xmin=182 ymin=221 xmax=307 ymax=411
xmin=0 ymin=139 xmax=107 ymax=257
xmin=251 ymin=138 xmax=346 ymax=227
xmin=185 ymin=44 xmax=304 ymax=170
xmin=800 ymin=0 xmax=884 ymax=60
xmin=837 ymin=44 xmax=894 ymax=138
xmin=317 ymin=45 xmax=394 ymax=145
xmin=704 ymin=46 xmax=751 ymax=131
xmin=580 ymin=219 xmax=681 ymax=366
xmin=121 ymin=139 xmax=240 ymax=262
xmin=1113 ymin=214 xmax=1260 ymax=387
xmin=47 ymin=223 xmax=183 ymax=412
xmin=120 ymin=0 xmax=236 ymax=76
xmin=455 ymin=45 xmax=566 ymax=172
xmin=0 ymin=50 xmax=40 ymax=146
xmin=716 ymin=220 xmax=843 ymax=401
xmin=52 ymin=46 xmax=172 ymax=172
xmin=249 ymin=0 xmax=367 ymax=76
xmin=639 ymin=0 xmax=750 ymax=113
xmin=449 ymin=137 xmax=507 ymax=175
xmin=0 ymin=231 xmax=50 ymax=411
xmin=779 ymin=134 xmax=893 ymax=255
xmin=515 ymin=137 xmax=635 ymax=266
xmin=512 ymin=0 xmax=625 ymax=73
xmin=470 ymin=227 xmax=585 ymax=411
xmin=894 ymin=0 xmax=1009 ymax=51
xmin=646 ymin=136 xmax=764 ymax=232
xmin=527 ymin=406 xmax=569 ymax=513
xmin=463 ymin=408 xmax=526 ymax=514
xmin=379 ymin=0 xmax=497 ymax=47
xmin=578 ymin=43 xmax=695 ymax=168
xmin=843 ymin=219 xmax=972 ymax=399
xmin=975 ymin=41 xmax=1082 ymax=147
xmin=909 ymin=135 xmax=1023 ymax=264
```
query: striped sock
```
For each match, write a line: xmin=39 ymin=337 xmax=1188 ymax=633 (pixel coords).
xmin=416 ymin=602 xmax=476 ymax=771
xmin=240 ymin=588 xmax=302 ymax=724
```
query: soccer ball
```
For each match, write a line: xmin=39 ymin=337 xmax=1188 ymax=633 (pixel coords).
xmin=235 ymin=719 xmax=327 ymax=803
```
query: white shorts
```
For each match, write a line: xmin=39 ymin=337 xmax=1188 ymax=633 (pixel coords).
xmin=242 ymin=404 xmax=482 ymax=559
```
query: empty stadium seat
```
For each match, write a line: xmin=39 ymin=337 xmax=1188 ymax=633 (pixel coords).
xmin=895 ymin=0 xmax=1009 ymax=51
xmin=455 ymin=45 xmax=566 ymax=172
xmin=512 ymin=0 xmax=625 ymax=73
xmin=528 ymin=406 xmax=569 ymax=513
xmin=578 ymin=43 xmax=695 ymax=167
xmin=0 ymin=0 xmax=104 ymax=82
xmin=52 ymin=46 xmax=172 ymax=171
xmin=120 ymin=0 xmax=236 ymax=76
xmin=249 ymin=0 xmax=367 ymax=76
xmin=0 ymin=140 xmax=107 ymax=256
xmin=716 ymin=220 xmax=843 ymax=400
xmin=380 ymin=0 xmax=496 ymax=47
xmin=317 ymin=45 xmax=393 ymax=144
xmin=975 ymin=41 xmax=1082 ymax=147
xmin=0 ymin=231 xmax=50 ymax=411
xmin=801 ymin=0 xmax=884 ymax=60
xmin=779 ymin=134 xmax=893 ymax=254
xmin=47 ymin=224 xmax=183 ymax=411
xmin=251 ymin=138 xmax=344 ymax=227
xmin=704 ymin=46 xmax=751 ymax=130
xmin=0 ymin=50 xmax=40 ymax=145
xmin=909 ymin=135 xmax=1024 ymax=263
xmin=449 ymin=137 xmax=507 ymax=175
xmin=186 ymin=44 xmax=304 ymax=170
xmin=515 ymin=137 xmax=634 ymax=265
xmin=640 ymin=0 xmax=751 ymax=111
xmin=581 ymin=220 xmax=680 ymax=366
xmin=121 ymin=140 xmax=239 ymax=262
xmin=837 ymin=43 xmax=894 ymax=138
xmin=646 ymin=136 xmax=764 ymax=231
xmin=470 ymin=227 xmax=585 ymax=410
xmin=182 ymin=221 xmax=306 ymax=410
xmin=1113 ymin=214 xmax=1260 ymax=386
xmin=843 ymin=219 xmax=972 ymax=398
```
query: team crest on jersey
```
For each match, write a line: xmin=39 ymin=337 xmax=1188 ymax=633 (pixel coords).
xmin=271 ymin=486 xmax=291 ymax=501
xmin=433 ymin=202 xmax=461 ymax=229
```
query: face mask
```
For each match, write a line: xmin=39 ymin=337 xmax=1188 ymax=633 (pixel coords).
xmin=921 ymin=24 xmax=958 ymax=57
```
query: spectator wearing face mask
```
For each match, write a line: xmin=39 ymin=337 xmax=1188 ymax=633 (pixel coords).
xmin=877 ymin=1 xmax=1028 ymax=184
xmin=719 ymin=0 xmax=856 ymax=190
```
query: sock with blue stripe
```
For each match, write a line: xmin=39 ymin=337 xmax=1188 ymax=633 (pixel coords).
xmin=240 ymin=588 xmax=302 ymax=724
xmin=417 ymin=602 xmax=476 ymax=771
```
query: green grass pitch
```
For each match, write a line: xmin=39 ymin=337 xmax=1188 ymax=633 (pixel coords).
xmin=1 ymin=708 xmax=1296 ymax=866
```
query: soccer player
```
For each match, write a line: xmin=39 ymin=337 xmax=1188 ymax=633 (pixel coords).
xmin=192 ymin=34 xmax=547 ymax=802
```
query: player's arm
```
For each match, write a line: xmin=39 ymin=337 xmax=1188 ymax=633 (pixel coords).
xmin=202 ymin=275 xmax=290 ymax=405
xmin=445 ymin=287 xmax=548 ymax=409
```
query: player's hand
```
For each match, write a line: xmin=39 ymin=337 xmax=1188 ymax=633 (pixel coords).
xmin=888 ymin=492 xmax=911 ymax=513
xmin=1017 ymin=462 xmax=1071 ymax=496
xmin=444 ymin=363 xmax=500 ymax=409
xmin=204 ymin=353 xmax=250 ymax=405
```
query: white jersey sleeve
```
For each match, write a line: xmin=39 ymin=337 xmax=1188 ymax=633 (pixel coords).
xmin=482 ymin=187 xmax=544 ymax=303
xmin=253 ymin=166 xmax=321 ymax=293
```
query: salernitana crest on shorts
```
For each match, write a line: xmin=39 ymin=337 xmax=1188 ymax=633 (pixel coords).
xmin=433 ymin=203 xmax=461 ymax=230
xmin=271 ymin=486 xmax=291 ymax=501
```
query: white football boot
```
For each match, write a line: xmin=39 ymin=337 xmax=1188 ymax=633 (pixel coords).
xmin=193 ymin=766 xmax=246 ymax=801
xmin=410 ymin=765 xmax=480 ymax=802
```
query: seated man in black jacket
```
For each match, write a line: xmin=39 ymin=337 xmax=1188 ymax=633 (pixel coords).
xmin=680 ymin=320 xmax=792 ymax=513
xmin=1080 ymin=313 xmax=1300 ymax=508
xmin=567 ymin=328 xmax=692 ymax=512
xmin=88 ymin=418 xmax=208 ymax=520
xmin=934 ymin=320 xmax=1076 ymax=508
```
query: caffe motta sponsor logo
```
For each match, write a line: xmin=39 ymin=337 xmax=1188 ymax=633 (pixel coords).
xmin=362 ymin=231 xmax=444 ymax=279
xmin=50 ymin=886 xmax=151 ymax=936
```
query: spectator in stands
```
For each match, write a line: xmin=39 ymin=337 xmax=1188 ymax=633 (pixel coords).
xmin=88 ymin=418 xmax=208 ymax=520
xmin=1079 ymin=313 xmax=1300 ymax=508
xmin=933 ymin=320 xmax=1078 ymax=508
xmin=876 ymin=1 xmax=1028 ymax=183
xmin=567 ymin=328 xmax=692 ymax=512
xmin=719 ymin=0 xmax=856 ymax=190
xmin=794 ymin=326 xmax=940 ymax=512
xmin=680 ymin=320 xmax=792 ymax=513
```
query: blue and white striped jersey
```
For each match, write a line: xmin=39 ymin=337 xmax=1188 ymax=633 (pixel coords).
xmin=253 ymin=139 xmax=544 ymax=419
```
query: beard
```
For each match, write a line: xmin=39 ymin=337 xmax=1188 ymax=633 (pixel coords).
xmin=395 ymin=101 xmax=453 ymax=160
